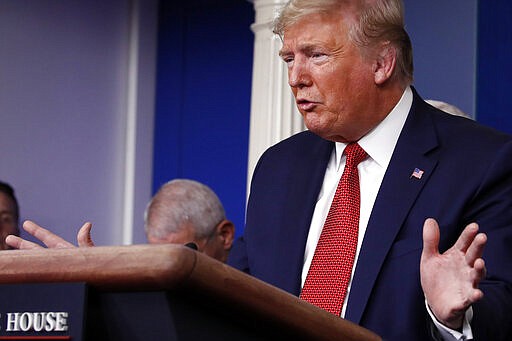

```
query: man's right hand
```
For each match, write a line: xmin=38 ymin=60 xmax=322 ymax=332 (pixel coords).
xmin=5 ymin=220 xmax=95 ymax=249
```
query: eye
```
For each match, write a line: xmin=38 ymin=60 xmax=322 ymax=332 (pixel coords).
xmin=282 ymin=55 xmax=294 ymax=66
xmin=0 ymin=213 xmax=15 ymax=225
xmin=311 ymin=52 xmax=328 ymax=61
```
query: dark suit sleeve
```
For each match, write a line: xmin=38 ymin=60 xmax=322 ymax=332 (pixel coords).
xmin=464 ymin=140 xmax=512 ymax=340
xmin=227 ymin=235 xmax=250 ymax=273
xmin=226 ymin=145 xmax=268 ymax=274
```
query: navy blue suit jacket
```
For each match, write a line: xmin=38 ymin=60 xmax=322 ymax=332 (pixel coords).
xmin=228 ymin=90 xmax=512 ymax=340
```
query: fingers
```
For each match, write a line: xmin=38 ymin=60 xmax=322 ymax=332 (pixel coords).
xmin=22 ymin=220 xmax=75 ymax=249
xmin=472 ymin=257 xmax=487 ymax=287
xmin=453 ymin=222 xmax=479 ymax=253
xmin=474 ymin=258 xmax=486 ymax=277
xmin=8 ymin=220 xmax=92 ymax=250
xmin=453 ymin=222 xmax=487 ymax=275
xmin=466 ymin=232 xmax=487 ymax=266
xmin=421 ymin=218 xmax=440 ymax=259
xmin=456 ymin=223 xmax=487 ymax=293
xmin=77 ymin=222 xmax=95 ymax=247
xmin=469 ymin=288 xmax=484 ymax=304
xmin=5 ymin=235 xmax=42 ymax=250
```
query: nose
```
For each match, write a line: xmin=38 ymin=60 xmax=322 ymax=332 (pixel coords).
xmin=288 ymin=59 xmax=312 ymax=89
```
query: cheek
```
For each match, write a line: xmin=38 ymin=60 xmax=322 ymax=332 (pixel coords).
xmin=301 ymin=110 xmax=336 ymax=135
xmin=319 ymin=79 xmax=349 ymax=115
xmin=328 ymin=70 xmax=372 ymax=108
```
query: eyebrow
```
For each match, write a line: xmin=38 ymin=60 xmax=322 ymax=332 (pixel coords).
xmin=278 ymin=48 xmax=291 ymax=58
xmin=279 ymin=43 xmax=324 ymax=58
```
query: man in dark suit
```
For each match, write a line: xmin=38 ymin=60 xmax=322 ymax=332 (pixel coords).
xmin=227 ymin=0 xmax=512 ymax=340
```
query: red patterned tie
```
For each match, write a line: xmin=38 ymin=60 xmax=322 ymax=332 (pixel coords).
xmin=300 ymin=143 xmax=367 ymax=315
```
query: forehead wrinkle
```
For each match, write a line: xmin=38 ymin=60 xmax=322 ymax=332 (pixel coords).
xmin=281 ymin=39 xmax=330 ymax=55
xmin=281 ymin=15 xmax=353 ymax=54
xmin=280 ymin=43 xmax=313 ymax=57
xmin=282 ymin=38 xmax=350 ymax=62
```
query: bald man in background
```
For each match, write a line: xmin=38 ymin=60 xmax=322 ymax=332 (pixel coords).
xmin=6 ymin=179 xmax=234 ymax=263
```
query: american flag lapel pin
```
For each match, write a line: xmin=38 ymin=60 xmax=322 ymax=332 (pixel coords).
xmin=410 ymin=167 xmax=424 ymax=179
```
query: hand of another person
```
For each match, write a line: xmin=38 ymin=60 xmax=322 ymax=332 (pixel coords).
xmin=5 ymin=220 xmax=95 ymax=249
xmin=420 ymin=218 xmax=486 ymax=330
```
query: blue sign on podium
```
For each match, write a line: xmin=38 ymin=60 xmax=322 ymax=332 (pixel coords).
xmin=0 ymin=282 xmax=86 ymax=340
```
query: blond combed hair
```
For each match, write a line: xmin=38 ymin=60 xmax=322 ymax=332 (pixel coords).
xmin=273 ymin=0 xmax=413 ymax=85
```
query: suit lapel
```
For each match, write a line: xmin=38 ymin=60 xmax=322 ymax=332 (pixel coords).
xmin=345 ymin=92 xmax=440 ymax=323
xmin=279 ymin=134 xmax=334 ymax=295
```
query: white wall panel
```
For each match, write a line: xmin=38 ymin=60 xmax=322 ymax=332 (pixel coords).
xmin=0 ymin=0 xmax=157 ymax=245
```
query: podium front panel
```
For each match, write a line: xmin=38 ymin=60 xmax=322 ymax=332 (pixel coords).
xmin=0 ymin=282 xmax=86 ymax=340
xmin=85 ymin=288 xmax=296 ymax=340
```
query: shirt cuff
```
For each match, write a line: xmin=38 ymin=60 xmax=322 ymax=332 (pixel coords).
xmin=425 ymin=299 xmax=473 ymax=340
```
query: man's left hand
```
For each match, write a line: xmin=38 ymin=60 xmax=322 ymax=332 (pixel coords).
xmin=420 ymin=218 xmax=487 ymax=329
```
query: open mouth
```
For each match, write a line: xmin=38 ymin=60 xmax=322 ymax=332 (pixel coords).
xmin=296 ymin=99 xmax=317 ymax=111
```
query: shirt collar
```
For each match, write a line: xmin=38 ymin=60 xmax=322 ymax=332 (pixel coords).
xmin=334 ymin=86 xmax=413 ymax=169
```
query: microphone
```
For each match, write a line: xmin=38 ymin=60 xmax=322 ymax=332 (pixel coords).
xmin=185 ymin=242 xmax=198 ymax=250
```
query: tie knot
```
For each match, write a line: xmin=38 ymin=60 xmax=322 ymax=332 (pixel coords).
xmin=344 ymin=143 xmax=367 ymax=168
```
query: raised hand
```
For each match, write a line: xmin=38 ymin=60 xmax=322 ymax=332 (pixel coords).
xmin=420 ymin=218 xmax=486 ymax=329
xmin=5 ymin=220 xmax=95 ymax=249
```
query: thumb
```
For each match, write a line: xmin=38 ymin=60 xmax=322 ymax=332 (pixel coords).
xmin=77 ymin=222 xmax=95 ymax=247
xmin=422 ymin=218 xmax=440 ymax=260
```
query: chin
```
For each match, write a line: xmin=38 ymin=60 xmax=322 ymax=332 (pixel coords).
xmin=305 ymin=127 xmax=333 ymax=141
xmin=305 ymin=124 xmax=349 ymax=143
xmin=303 ymin=118 xmax=328 ymax=137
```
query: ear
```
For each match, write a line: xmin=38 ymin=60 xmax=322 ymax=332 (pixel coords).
xmin=373 ymin=42 xmax=397 ymax=85
xmin=216 ymin=219 xmax=235 ymax=250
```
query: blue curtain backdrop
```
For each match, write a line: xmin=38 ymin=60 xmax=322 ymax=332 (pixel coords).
xmin=152 ymin=0 xmax=254 ymax=237
xmin=404 ymin=0 xmax=477 ymax=117
xmin=476 ymin=0 xmax=512 ymax=133
xmin=152 ymin=1 xmax=512 ymax=239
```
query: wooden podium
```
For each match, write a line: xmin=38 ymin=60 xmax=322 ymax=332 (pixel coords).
xmin=0 ymin=244 xmax=381 ymax=340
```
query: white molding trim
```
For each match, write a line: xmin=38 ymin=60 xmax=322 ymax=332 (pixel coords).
xmin=121 ymin=0 xmax=158 ymax=245
xmin=121 ymin=0 xmax=140 ymax=245
xmin=247 ymin=0 xmax=305 ymax=194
